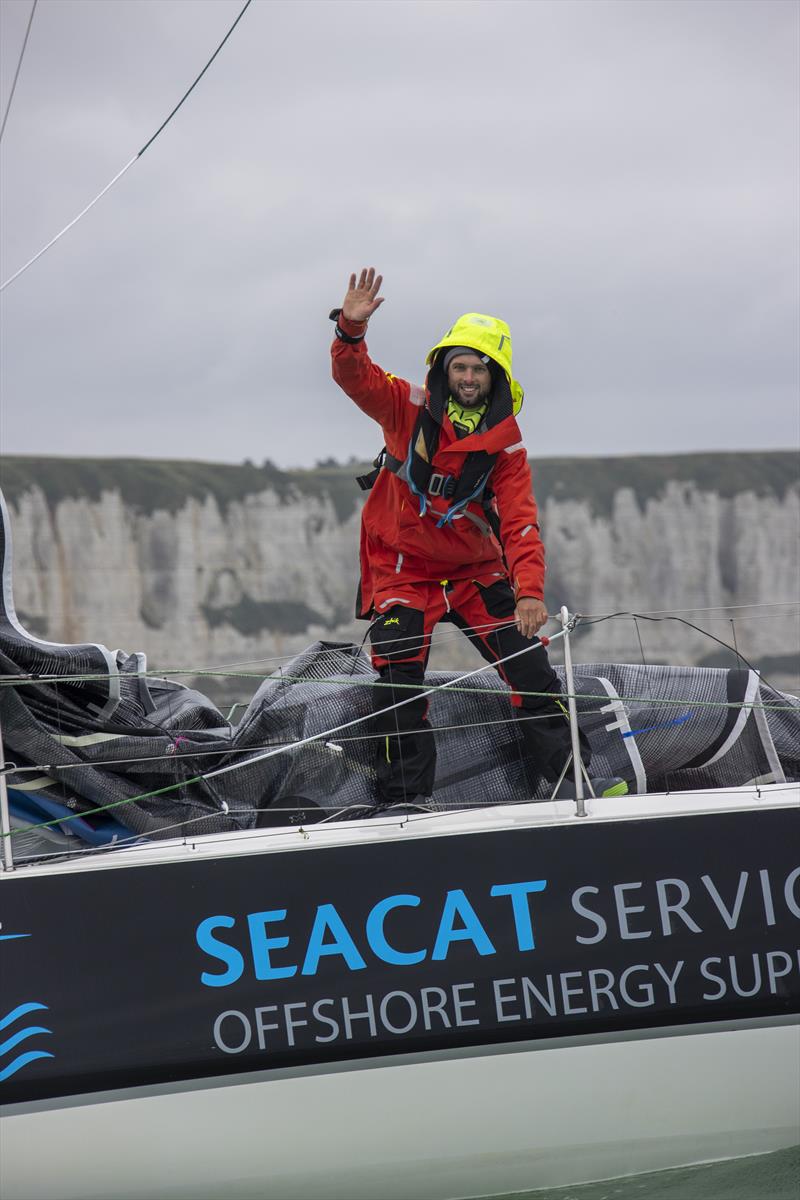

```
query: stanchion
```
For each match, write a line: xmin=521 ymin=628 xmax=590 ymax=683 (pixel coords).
xmin=0 ymin=710 xmax=14 ymax=871
xmin=560 ymin=606 xmax=587 ymax=818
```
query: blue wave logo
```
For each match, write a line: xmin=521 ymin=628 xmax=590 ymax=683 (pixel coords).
xmin=0 ymin=1002 xmax=54 ymax=1082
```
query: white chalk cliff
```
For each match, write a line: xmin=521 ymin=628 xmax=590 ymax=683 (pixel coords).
xmin=4 ymin=453 xmax=798 ymax=682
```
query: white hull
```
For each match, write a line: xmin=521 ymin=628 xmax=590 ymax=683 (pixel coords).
xmin=2 ymin=1022 xmax=798 ymax=1199
xmin=2 ymin=784 xmax=799 ymax=1199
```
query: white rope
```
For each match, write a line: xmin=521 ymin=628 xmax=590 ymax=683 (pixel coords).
xmin=5 ymin=708 xmax=610 ymax=775
xmin=158 ymin=614 xmax=525 ymax=675
xmin=0 ymin=157 xmax=138 ymax=291
xmin=0 ymin=0 xmax=38 ymax=144
xmin=205 ymin=628 xmax=570 ymax=782
xmin=10 ymin=682 xmax=797 ymax=779
xmin=3 ymin=600 xmax=795 ymax=689
xmin=0 ymin=0 xmax=253 ymax=291
xmin=0 ymin=615 xmax=531 ymax=686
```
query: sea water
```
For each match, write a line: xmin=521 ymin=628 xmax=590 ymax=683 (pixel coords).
xmin=487 ymin=1144 xmax=799 ymax=1200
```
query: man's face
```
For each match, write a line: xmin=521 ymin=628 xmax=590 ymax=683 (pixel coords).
xmin=446 ymin=354 xmax=492 ymax=407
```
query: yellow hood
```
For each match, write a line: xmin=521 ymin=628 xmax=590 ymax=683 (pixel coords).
xmin=426 ymin=312 xmax=524 ymax=414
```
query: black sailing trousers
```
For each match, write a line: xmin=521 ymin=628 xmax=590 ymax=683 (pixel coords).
xmin=368 ymin=576 xmax=589 ymax=804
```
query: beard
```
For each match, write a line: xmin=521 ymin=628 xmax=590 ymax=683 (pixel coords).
xmin=448 ymin=377 xmax=492 ymax=407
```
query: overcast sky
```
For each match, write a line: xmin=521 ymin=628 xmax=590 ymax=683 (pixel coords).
xmin=0 ymin=0 xmax=798 ymax=469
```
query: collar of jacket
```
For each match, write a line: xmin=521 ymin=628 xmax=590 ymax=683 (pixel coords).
xmin=437 ymin=410 xmax=523 ymax=457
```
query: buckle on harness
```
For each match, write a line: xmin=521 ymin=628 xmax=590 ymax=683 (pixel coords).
xmin=428 ymin=472 xmax=455 ymax=499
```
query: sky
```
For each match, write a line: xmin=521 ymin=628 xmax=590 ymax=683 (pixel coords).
xmin=0 ymin=0 xmax=798 ymax=469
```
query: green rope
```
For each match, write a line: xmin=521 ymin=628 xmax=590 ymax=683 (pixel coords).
xmin=0 ymin=670 xmax=794 ymax=710
xmin=3 ymin=775 xmax=205 ymax=839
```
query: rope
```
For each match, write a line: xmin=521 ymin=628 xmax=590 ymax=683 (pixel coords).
xmin=0 ymin=0 xmax=253 ymax=292
xmin=0 ymin=615 xmax=529 ymax=686
xmin=2 ymin=629 xmax=571 ymax=837
xmin=2 ymin=604 xmax=797 ymax=840
xmin=205 ymin=628 xmax=572 ymax=782
xmin=567 ymin=610 xmax=795 ymax=693
xmin=6 ymin=680 xmax=797 ymax=780
xmin=0 ymin=0 xmax=37 ymax=144
xmin=582 ymin=601 xmax=800 ymax=619
xmin=3 ymin=708 xmax=612 ymax=775
xmin=6 ymin=776 xmax=205 ymax=836
xmin=2 ymin=600 xmax=797 ymax=690
xmin=2 ymin=663 xmax=794 ymax=710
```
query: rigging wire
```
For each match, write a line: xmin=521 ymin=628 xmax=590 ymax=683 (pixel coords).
xmin=6 ymin=680 xmax=796 ymax=778
xmin=2 ymin=609 xmax=797 ymax=837
xmin=2 ymin=671 xmax=795 ymax=709
xmin=581 ymin=601 xmax=799 ymax=619
xmin=579 ymin=610 xmax=784 ymax=687
xmin=3 ymin=599 xmax=796 ymax=692
xmin=1 ymin=607 xmax=796 ymax=756
xmin=0 ymin=0 xmax=253 ymax=292
xmin=25 ymin=758 xmax=788 ymax=869
xmin=3 ymin=627 xmax=575 ymax=836
xmin=1 ymin=600 xmax=796 ymax=691
xmin=6 ymin=664 xmax=798 ymax=842
xmin=0 ymin=0 xmax=38 ymax=145
xmin=4 ymin=709 xmax=616 ymax=776
xmin=9 ymin=793 xmax=480 ymax=866
xmin=0 ymin=615 xmax=524 ymax=685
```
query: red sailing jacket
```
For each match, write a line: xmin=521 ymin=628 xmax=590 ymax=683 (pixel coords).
xmin=331 ymin=316 xmax=546 ymax=616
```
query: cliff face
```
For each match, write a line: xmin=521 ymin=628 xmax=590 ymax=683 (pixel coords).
xmin=9 ymin=481 xmax=361 ymax=670
xmin=3 ymin=453 xmax=798 ymax=686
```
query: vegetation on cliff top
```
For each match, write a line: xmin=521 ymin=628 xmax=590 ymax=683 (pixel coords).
xmin=1 ymin=450 xmax=796 ymax=522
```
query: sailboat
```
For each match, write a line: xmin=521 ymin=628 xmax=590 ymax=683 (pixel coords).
xmin=1 ymin=481 xmax=798 ymax=1200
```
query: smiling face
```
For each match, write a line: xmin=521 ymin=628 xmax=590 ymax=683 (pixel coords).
xmin=445 ymin=353 xmax=492 ymax=408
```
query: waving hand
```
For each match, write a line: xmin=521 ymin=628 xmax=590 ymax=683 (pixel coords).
xmin=342 ymin=267 xmax=384 ymax=324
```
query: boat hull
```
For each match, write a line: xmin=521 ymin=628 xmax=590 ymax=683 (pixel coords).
xmin=2 ymin=1021 xmax=798 ymax=1199
xmin=2 ymin=784 xmax=798 ymax=1198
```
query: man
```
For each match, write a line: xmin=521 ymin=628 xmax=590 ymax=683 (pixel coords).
xmin=330 ymin=267 xmax=625 ymax=810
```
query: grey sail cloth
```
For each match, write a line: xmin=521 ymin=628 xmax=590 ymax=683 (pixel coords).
xmin=2 ymin=635 xmax=798 ymax=853
xmin=0 ymin=489 xmax=797 ymax=859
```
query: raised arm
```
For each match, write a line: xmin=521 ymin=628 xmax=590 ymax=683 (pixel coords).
xmin=331 ymin=268 xmax=410 ymax=434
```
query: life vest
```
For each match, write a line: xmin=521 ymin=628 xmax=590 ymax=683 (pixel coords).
xmin=356 ymin=346 xmax=519 ymax=539
xmin=356 ymin=409 xmax=499 ymax=537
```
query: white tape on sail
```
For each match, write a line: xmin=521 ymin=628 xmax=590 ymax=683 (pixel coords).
xmin=596 ymin=676 xmax=647 ymax=795
xmin=699 ymin=670 xmax=760 ymax=768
